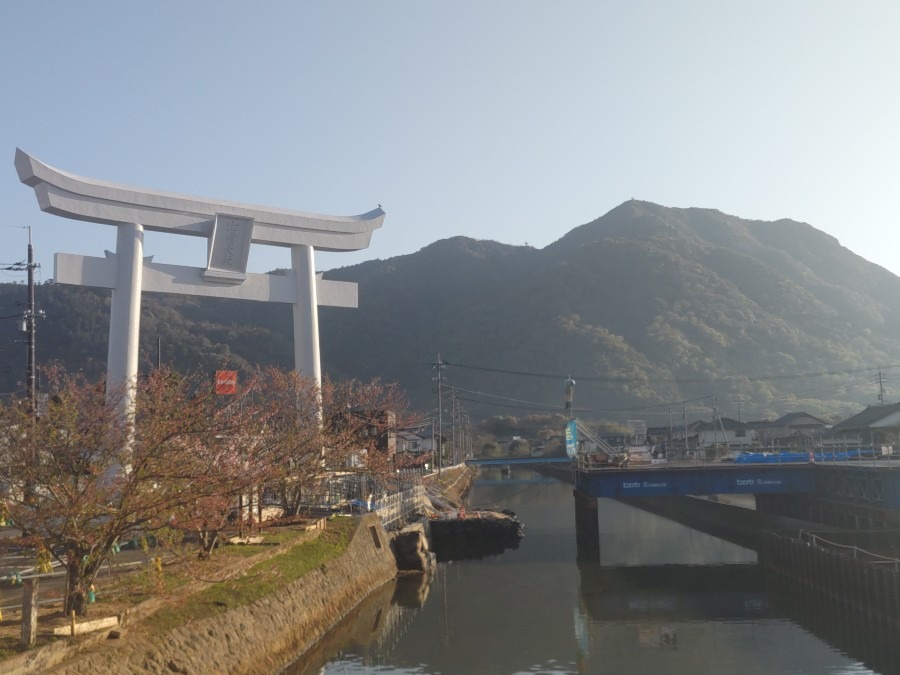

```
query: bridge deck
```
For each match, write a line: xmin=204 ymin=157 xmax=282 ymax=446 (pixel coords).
xmin=465 ymin=456 xmax=572 ymax=466
xmin=465 ymin=456 xmax=900 ymax=507
xmin=576 ymin=463 xmax=814 ymax=498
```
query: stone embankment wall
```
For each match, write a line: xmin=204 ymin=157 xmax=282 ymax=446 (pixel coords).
xmin=427 ymin=466 xmax=476 ymax=507
xmin=763 ymin=532 xmax=900 ymax=630
xmin=33 ymin=514 xmax=396 ymax=675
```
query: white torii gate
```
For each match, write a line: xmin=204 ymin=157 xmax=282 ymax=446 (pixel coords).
xmin=15 ymin=149 xmax=384 ymax=412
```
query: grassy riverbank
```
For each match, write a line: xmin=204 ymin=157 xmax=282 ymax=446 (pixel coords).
xmin=0 ymin=472 xmax=473 ymax=671
xmin=0 ymin=517 xmax=353 ymax=661
xmin=141 ymin=517 xmax=354 ymax=634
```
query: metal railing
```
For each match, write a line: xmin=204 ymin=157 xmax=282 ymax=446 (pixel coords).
xmin=799 ymin=529 xmax=900 ymax=571
xmin=371 ymin=484 xmax=426 ymax=531
xmin=574 ymin=446 xmax=898 ymax=472
xmin=291 ymin=469 xmax=424 ymax=512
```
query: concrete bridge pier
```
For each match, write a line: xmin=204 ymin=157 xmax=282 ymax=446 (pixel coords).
xmin=574 ymin=489 xmax=601 ymax=562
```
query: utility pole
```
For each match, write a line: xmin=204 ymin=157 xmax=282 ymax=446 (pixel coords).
xmin=878 ymin=368 xmax=886 ymax=405
xmin=451 ymin=387 xmax=457 ymax=467
xmin=2 ymin=228 xmax=42 ymax=413
xmin=430 ymin=416 xmax=436 ymax=472
xmin=712 ymin=394 xmax=728 ymax=459
xmin=0 ymin=227 xmax=44 ymax=505
xmin=24 ymin=227 xmax=37 ymax=414
xmin=668 ymin=407 xmax=673 ymax=447
xmin=432 ymin=355 xmax=446 ymax=476
xmin=463 ymin=410 xmax=470 ymax=460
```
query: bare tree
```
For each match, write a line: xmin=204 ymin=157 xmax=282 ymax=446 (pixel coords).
xmin=0 ymin=367 xmax=284 ymax=615
xmin=0 ymin=366 xmax=414 ymax=616
xmin=322 ymin=377 xmax=413 ymax=482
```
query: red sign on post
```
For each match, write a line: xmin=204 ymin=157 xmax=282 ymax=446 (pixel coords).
xmin=215 ymin=370 xmax=238 ymax=395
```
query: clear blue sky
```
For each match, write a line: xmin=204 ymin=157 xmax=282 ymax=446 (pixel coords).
xmin=2 ymin=2 xmax=899 ymax=283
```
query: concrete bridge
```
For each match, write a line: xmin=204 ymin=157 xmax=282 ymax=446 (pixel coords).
xmin=466 ymin=454 xmax=900 ymax=533
xmin=573 ymin=461 xmax=900 ymax=519
xmin=575 ymin=462 xmax=814 ymax=498
xmin=466 ymin=456 xmax=572 ymax=467
xmin=569 ymin=460 xmax=900 ymax=563
xmin=469 ymin=456 xmax=900 ymax=507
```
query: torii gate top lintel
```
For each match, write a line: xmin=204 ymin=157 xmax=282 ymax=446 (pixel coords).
xmin=15 ymin=148 xmax=385 ymax=252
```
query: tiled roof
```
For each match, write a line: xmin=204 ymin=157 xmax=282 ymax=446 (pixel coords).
xmin=693 ymin=417 xmax=747 ymax=432
xmin=772 ymin=412 xmax=828 ymax=427
xmin=831 ymin=402 xmax=900 ymax=431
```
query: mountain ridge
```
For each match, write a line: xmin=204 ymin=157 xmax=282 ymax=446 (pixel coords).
xmin=2 ymin=200 xmax=897 ymax=424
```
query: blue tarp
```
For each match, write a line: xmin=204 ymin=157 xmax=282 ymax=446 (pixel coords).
xmin=733 ymin=448 xmax=879 ymax=464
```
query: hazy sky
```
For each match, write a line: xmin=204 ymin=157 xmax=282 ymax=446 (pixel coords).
xmin=2 ymin=2 xmax=899 ymax=283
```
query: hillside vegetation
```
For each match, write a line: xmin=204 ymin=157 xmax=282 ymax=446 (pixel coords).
xmin=3 ymin=200 xmax=898 ymax=424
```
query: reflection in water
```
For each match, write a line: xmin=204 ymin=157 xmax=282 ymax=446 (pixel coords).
xmin=280 ymin=573 xmax=431 ymax=675
xmin=768 ymin=573 xmax=900 ymax=675
xmin=287 ymin=470 xmax=888 ymax=675
xmin=577 ymin=562 xmax=772 ymax=622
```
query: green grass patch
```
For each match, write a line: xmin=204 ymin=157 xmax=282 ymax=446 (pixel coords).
xmin=0 ymin=642 xmax=28 ymax=659
xmin=216 ymin=526 xmax=308 ymax=558
xmin=142 ymin=517 xmax=355 ymax=634
xmin=0 ymin=521 xmax=343 ymax=661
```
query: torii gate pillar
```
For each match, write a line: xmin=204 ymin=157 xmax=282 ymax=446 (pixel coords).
xmin=292 ymin=244 xmax=321 ymax=383
xmin=16 ymin=149 xmax=384 ymax=411
xmin=108 ymin=223 xmax=144 ymax=406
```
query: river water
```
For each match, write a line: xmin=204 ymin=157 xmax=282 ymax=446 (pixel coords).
xmin=283 ymin=468 xmax=900 ymax=675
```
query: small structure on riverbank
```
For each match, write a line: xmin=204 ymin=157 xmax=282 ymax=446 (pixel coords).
xmin=391 ymin=523 xmax=435 ymax=572
xmin=428 ymin=510 xmax=525 ymax=562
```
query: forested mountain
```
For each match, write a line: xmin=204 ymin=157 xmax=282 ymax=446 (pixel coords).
xmin=2 ymin=200 xmax=899 ymax=424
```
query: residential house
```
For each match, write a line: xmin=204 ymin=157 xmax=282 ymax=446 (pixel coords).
xmin=669 ymin=420 xmax=706 ymax=452
xmin=397 ymin=426 xmax=440 ymax=455
xmin=752 ymin=412 xmax=829 ymax=447
xmin=826 ymin=402 xmax=900 ymax=447
xmin=396 ymin=431 xmax=426 ymax=455
xmin=694 ymin=417 xmax=753 ymax=449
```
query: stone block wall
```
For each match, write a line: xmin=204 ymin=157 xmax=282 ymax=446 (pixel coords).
xmin=28 ymin=514 xmax=396 ymax=675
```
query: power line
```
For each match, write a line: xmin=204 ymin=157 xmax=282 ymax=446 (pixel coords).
xmin=455 ymin=382 xmax=715 ymax=418
xmin=453 ymin=386 xmax=564 ymax=411
xmin=444 ymin=359 xmax=900 ymax=385
xmin=437 ymin=356 xmax=900 ymax=422
xmin=455 ymin=395 xmax=554 ymax=412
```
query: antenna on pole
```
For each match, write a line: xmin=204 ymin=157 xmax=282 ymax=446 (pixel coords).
xmin=565 ymin=376 xmax=576 ymax=420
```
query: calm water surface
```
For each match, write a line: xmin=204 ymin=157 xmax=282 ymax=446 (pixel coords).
xmin=283 ymin=468 xmax=899 ymax=675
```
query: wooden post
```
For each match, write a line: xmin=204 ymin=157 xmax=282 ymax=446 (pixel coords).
xmin=21 ymin=577 xmax=38 ymax=647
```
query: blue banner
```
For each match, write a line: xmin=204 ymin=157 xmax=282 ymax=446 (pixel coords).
xmin=566 ymin=419 xmax=578 ymax=457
